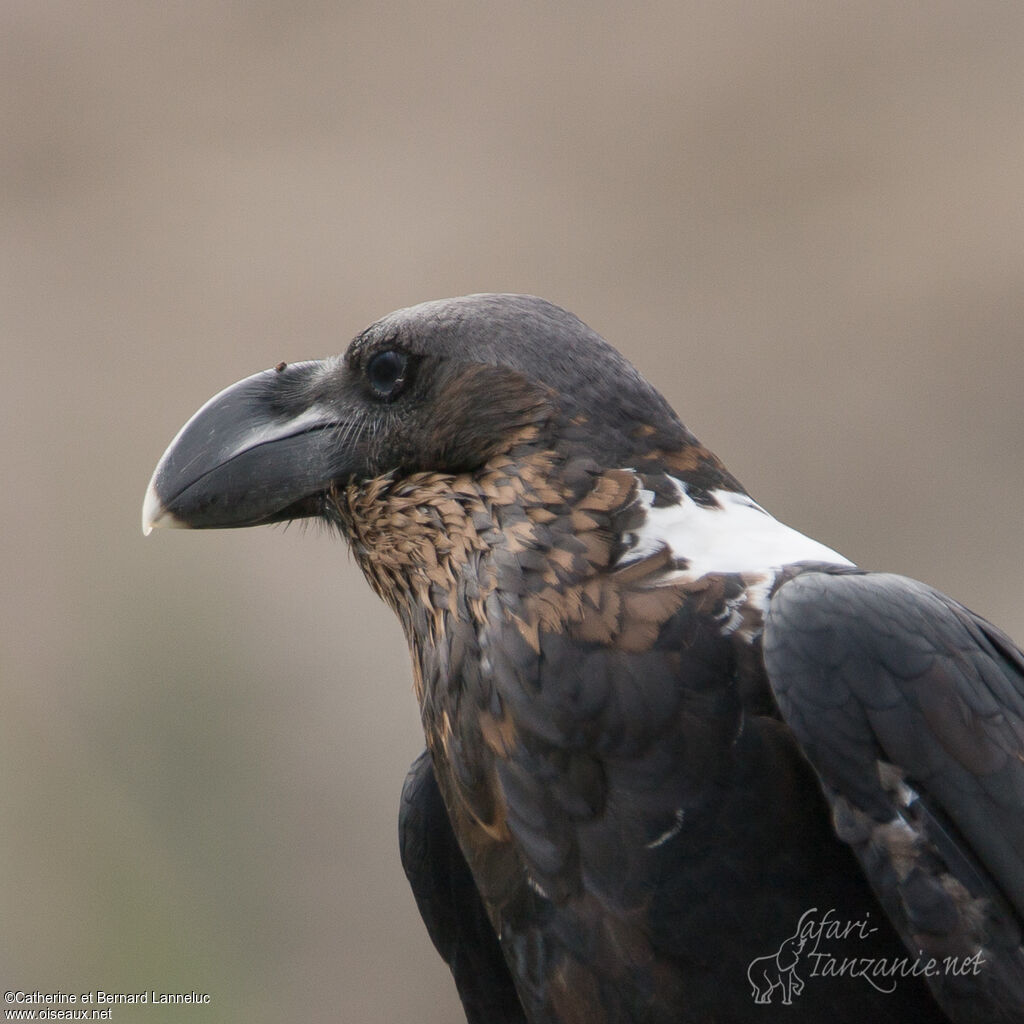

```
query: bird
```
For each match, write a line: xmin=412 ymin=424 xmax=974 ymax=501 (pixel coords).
xmin=143 ymin=294 xmax=1024 ymax=1024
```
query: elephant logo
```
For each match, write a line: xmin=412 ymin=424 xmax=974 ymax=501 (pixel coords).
xmin=747 ymin=908 xmax=815 ymax=1005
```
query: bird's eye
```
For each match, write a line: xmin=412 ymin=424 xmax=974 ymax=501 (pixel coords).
xmin=366 ymin=350 xmax=409 ymax=399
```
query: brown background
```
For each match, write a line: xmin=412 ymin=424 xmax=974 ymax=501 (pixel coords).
xmin=3 ymin=3 xmax=1023 ymax=1021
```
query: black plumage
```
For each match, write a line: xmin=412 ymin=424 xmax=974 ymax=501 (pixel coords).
xmin=400 ymin=750 xmax=527 ymax=1024
xmin=144 ymin=294 xmax=1024 ymax=1023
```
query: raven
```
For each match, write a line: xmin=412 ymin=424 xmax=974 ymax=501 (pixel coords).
xmin=144 ymin=294 xmax=1024 ymax=1023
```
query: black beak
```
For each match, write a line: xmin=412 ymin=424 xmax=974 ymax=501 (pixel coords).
xmin=142 ymin=358 xmax=356 ymax=534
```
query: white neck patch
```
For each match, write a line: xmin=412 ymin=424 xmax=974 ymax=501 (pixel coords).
xmin=621 ymin=478 xmax=853 ymax=581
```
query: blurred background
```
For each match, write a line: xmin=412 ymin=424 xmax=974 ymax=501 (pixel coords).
xmin=3 ymin=2 xmax=1023 ymax=1021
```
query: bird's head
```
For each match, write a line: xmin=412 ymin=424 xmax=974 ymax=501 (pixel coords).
xmin=143 ymin=294 xmax=738 ymax=538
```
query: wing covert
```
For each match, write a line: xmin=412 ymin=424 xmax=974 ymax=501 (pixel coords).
xmin=764 ymin=570 xmax=1024 ymax=1022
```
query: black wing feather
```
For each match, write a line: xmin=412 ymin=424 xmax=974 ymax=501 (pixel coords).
xmin=398 ymin=750 xmax=528 ymax=1024
xmin=764 ymin=570 xmax=1024 ymax=1023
